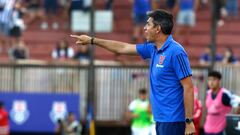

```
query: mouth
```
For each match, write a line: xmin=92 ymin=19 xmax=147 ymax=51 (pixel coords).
xmin=144 ymin=31 xmax=147 ymax=37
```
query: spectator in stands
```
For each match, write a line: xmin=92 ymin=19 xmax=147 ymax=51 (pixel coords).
xmin=70 ymin=0 xmax=83 ymax=11
xmin=43 ymin=0 xmax=59 ymax=30
xmin=44 ymin=0 xmax=58 ymax=16
xmin=73 ymin=45 xmax=90 ymax=63
xmin=222 ymin=47 xmax=238 ymax=64
xmin=199 ymin=46 xmax=222 ymax=66
xmin=0 ymin=101 xmax=9 ymax=135
xmin=56 ymin=112 xmax=82 ymax=135
xmin=126 ymin=88 xmax=151 ymax=135
xmin=105 ymin=0 xmax=113 ymax=10
xmin=204 ymin=71 xmax=240 ymax=135
xmin=9 ymin=0 xmax=26 ymax=45
xmin=174 ymin=0 xmax=199 ymax=46
xmin=226 ymin=0 xmax=238 ymax=19
xmin=0 ymin=0 xmax=7 ymax=45
xmin=8 ymin=40 xmax=29 ymax=60
xmin=58 ymin=0 xmax=71 ymax=29
xmin=0 ymin=0 xmax=15 ymax=46
xmin=24 ymin=0 xmax=46 ymax=29
xmin=52 ymin=39 xmax=74 ymax=60
xmin=166 ymin=0 xmax=176 ymax=11
xmin=193 ymin=87 xmax=202 ymax=135
xmin=216 ymin=0 xmax=227 ymax=27
xmin=129 ymin=0 xmax=151 ymax=43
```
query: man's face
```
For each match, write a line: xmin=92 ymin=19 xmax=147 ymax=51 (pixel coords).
xmin=144 ymin=17 xmax=159 ymax=42
xmin=208 ymin=76 xmax=220 ymax=90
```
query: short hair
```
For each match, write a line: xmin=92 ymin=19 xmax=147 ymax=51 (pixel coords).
xmin=139 ymin=88 xmax=147 ymax=95
xmin=208 ymin=71 xmax=222 ymax=80
xmin=147 ymin=9 xmax=174 ymax=35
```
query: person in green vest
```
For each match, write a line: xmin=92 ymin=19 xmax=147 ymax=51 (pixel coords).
xmin=127 ymin=88 xmax=152 ymax=135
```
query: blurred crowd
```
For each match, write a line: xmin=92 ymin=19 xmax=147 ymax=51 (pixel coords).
xmin=199 ymin=46 xmax=239 ymax=66
xmin=0 ymin=0 xmax=239 ymax=64
xmin=0 ymin=0 xmax=95 ymax=62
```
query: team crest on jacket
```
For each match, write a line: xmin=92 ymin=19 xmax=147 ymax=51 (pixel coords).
xmin=10 ymin=100 xmax=30 ymax=125
xmin=49 ymin=102 xmax=68 ymax=123
xmin=159 ymin=55 xmax=165 ymax=64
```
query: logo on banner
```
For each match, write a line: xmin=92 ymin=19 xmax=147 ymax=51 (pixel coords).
xmin=49 ymin=102 xmax=68 ymax=123
xmin=10 ymin=100 xmax=30 ymax=125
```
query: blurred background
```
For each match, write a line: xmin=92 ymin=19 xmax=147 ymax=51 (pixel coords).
xmin=0 ymin=0 xmax=240 ymax=135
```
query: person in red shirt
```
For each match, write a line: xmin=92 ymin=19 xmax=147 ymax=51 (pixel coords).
xmin=193 ymin=87 xmax=202 ymax=135
xmin=0 ymin=101 xmax=9 ymax=135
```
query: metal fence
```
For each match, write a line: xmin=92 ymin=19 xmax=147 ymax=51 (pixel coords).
xmin=0 ymin=63 xmax=88 ymax=119
xmin=215 ymin=64 xmax=240 ymax=95
xmin=1 ymin=62 xmax=238 ymax=121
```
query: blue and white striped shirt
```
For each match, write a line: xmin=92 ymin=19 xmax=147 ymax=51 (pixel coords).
xmin=0 ymin=0 xmax=15 ymax=24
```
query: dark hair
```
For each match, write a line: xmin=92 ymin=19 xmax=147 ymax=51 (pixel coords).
xmin=147 ymin=9 xmax=174 ymax=35
xmin=225 ymin=47 xmax=235 ymax=63
xmin=208 ymin=71 xmax=222 ymax=80
xmin=56 ymin=39 xmax=69 ymax=58
xmin=139 ymin=88 xmax=147 ymax=95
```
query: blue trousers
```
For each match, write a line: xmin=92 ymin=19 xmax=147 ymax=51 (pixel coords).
xmin=156 ymin=122 xmax=185 ymax=135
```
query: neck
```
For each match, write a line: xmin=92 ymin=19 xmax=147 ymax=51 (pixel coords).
xmin=212 ymin=86 xmax=221 ymax=94
xmin=155 ymin=35 xmax=169 ymax=50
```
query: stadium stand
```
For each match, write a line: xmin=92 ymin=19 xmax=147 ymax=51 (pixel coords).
xmin=0 ymin=0 xmax=239 ymax=65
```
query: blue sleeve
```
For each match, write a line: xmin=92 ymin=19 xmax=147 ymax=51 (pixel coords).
xmin=172 ymin=52 xmax=192 ymax=80
xmin=222 ymin=93 xmax=231 ymax=107
xmin=136 ymin=43 xmax=152 ymax=60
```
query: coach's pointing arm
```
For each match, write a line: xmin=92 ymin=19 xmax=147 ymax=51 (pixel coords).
xmin=71 ymin=35 xmax=138 ymax=55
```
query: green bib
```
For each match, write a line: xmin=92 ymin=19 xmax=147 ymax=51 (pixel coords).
xmin=131 ymin=99 xmax=151 ymax=128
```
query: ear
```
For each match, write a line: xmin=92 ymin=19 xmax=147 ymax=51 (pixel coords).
xmin=156 ymin=25 xmax=161 ymax=34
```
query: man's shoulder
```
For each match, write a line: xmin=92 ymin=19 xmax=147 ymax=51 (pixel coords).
xmin=168 ymin=41 xmax=187 ymax=55
xmin=168 ymin=39 xmax=183 ymax=49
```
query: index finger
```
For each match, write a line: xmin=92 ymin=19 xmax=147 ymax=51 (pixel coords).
xmin=70 ymin=35 xmax=80 ymax=38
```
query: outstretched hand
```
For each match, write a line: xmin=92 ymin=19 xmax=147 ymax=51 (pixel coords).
xmin=70 ymin=35 xmax=92 ymax=45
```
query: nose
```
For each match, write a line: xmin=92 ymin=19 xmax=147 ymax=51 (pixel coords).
xmin=143 ymin=25 xmax=147 ymax=31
